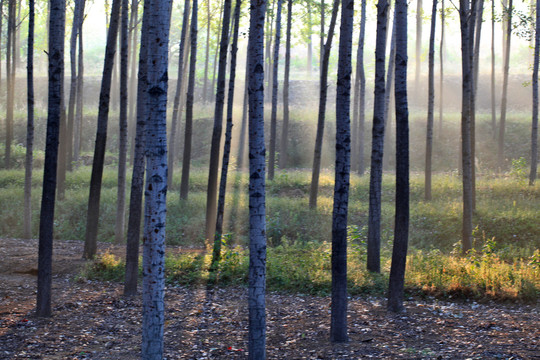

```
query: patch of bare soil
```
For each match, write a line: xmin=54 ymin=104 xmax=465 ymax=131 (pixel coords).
xmin=0 ymin=238 xmax=539 ymax=359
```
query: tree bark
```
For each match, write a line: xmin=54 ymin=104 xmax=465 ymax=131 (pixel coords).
xmin=531 ymin=0 xmax=539 ymax=185
xmin=330 ymin=0 xmax=353 ymax=342
xmin=83 ymin=0 xmax=121 ymax=259
xmin=309 ymin=0 xmax=340 ymax=209
xmin=439 ymin=0 xmax=444 ymax=134
xmin=425 ymin=0 xmax=437 ymax=201
xmin=268 ymin=0 xmax=282 ymax=180
xmin=367 ymin=0 xmax=389 ymax=273
xmin=387 ymin=0 xmax=409 ymax=313
xmin=279 ymin=0 xmax=292 ymax=169
xmin=498 ymin=0 xmax=512 ymax=171
xmin=415 ymin=0 xmax=422 ymax=95
xmin=5 ymin=0 xmax=15 ymax=169
xmin=37 ymin=0 xmax=65 ymax=317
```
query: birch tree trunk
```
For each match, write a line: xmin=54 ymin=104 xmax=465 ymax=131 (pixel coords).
xmin=268 ymin=0 xmax=282 ymax=180
xmin=37 ymin=0 xmax=65 ymax=317
xmin=330 ymin=0 xmax=353 ymax=342
xmin=247 ymin=0 xmax=267 ymax=356
xmin=425 ymin=0 xmax=437 ymax=201
xmin=367 ymin=0 xmax=389 ymax=273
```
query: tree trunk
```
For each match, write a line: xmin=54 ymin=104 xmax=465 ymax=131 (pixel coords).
xmin=0 ymin=0 xmax=3 ymax=91
xmin=531 ymin=0 xmax=539 ymax=185
xmin=320 ymin=0 xmax=325 ymax=74
xmin=205 ymin=0 xmax=232 ymax=241
xmin=5 ymin=0 xmax=15 ymax=169
xmin=415 ymin=0 xmax=422 ymax=95
xmin=180 ymin=0 xmax=199 ymax=200
xmin=382 ymin=10 xmax=396 ymax=171
xmin=264 ymin=0 xmax=275 ymax=101
xmin=425 ymin=0 xmax=437 ymax=201
xmin=330 ymin=0 xmax=353 ymax=342
xmin=308 ymin=0 xmax=340 ymax=209
xmin=128 ymin=0 xmax=139 ymax=165
xmin=497 ymin=0 xmax=512 ymax=171
xmin=37 ymin=0 xmax=65 ymax=318
xmin=352 ymin=0 xmax=367 ymax=175
xmin=267 ymin=0 xmax=282 ymax=180
xmin=210 ymin=0 xmax=225 ymax=103
xmin=56 ymin=103 xmax=67 ymax=200
xmin=124 ymin=1 xmax=150 ymax=297
xmin=387 ymin=0 xmax=409 ymax=313
xmin=211 ymin=0 xmax=242 ymax=267
xmin=202 ymin=0 xmax=211 ymax=103
xmin=115 ymin=0 xmax=129 ymax=244
xmin=23 ymin=0 xmax=35 ymax=240
xmin=141 ymin=0 xmax=172 ymax=357
xmin=367 ymin=0 xmax=389 ymax=273
xmin=247 ymin=0 xmax=267 ymax=357
xmin=236 ymin=61 xmax=249 ymax=171
xmin=83 ymin=0 xmax=121 ymax=259
xmin=490 ymin=0 xmax=496 ymax=138
xmin=279 ymin=0 xmax=292 ymax=169
xmin=168 ymin=0 xmax=190 ymax=190
xmin=74 ymin=11 xmax=85 ymax=165
xmin=439 ymin=0 xmax=444 ymax=134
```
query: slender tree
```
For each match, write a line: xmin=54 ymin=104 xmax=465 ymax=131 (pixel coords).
xmin=236 ymin=61 xmax=249 ymax=171
xmin=531 ymin=0 xmax=539 ymax=185
xmin=425 ymin=0 xmax=437 ymax=201
xmin=128 ymin=0 xmax=140 ymax=165
xmin=498 ymin=0 xmax=512 ymax=171
xmin=415 ymin=0 xmax=422 ymax=94
xmin=382 ymin=10 xmax=396 ymax=171
xmin=439 ymin=0 xmax=444 ymax=134
xmin=210 ymin=0 xmax=225 ymax=102
xmin=74 ymin=8 xmax=85 ymax=165
xmin=367 ymin=0 xmax=389 ymax=273
xmin=5 ymin=0 xmax=15 ymax=169
xmin=308 ymin=0 xmax=339 ymax=209
xmin=331 ymin=0 xmax=353 ymax=342
xmin=268 ymin=0 xmax=282 ymax=180
xmin=202 ymin=0 xmax=211 ymax=103
xmin=36 ymin=0 xmax=65 ymax=317
xmin=279 ymin=0 xmax=292 ymax=169
xmin=387 ymin=0 xmax=409 ymax=313
xmin=352 ymin=0 xmax=367 ymax=175
xmin=491 ymin=0 xmax=496 ymax=137
xmin=83 ymin=0 xmax=122 ymax=259
xmin=320 ymin=0 xmax=325 ymax=72
xmin=23 ymin=0 xmax=35 ymax=240
xmin=180 ymin=0 xmax=199 ymax=200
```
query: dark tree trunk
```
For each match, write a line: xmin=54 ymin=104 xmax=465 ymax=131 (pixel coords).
xmin=330 ymin=0 xmax=353 ymax=342
xmin=425 ymin=0 xmax=437 ymax=201
xmin=279 ymin=0 xmax=292 ymax=169
xmin=268 ymin=0 xmax=282 ymax=180
xmin=211 ymin=0 xmax=242 ymax=267
xmin=531 ymin=0 xmax=539 ymax=185
xmin=36 ymin=0 xmax=65 ymax=318
xmin=56 ymin=102 xmax=67 ymax=200
xmin=180 ymin=0 xmax=199 ymax=200
xmin=128 ymin=0 xmax=139 ymax=165
xmin=168 ymin=0 xmax=190 ymax=190
xmin=498 ymin=0 xmax=512 ymax=171
xmin=367 ymin=0 xmax=389 ymax=273
xmin=308 ymin=0 xmax=340 ymax=209
xmin=205 ymin=0 xmax=232 ymax=241
xmin=247 ymin=0 xmax=267 ymax=357
xmin=387 ymin=0 xmax=409 ymax=313
xmin=83 ymin=0 xmax=121 ymax=259
xmin=23 ymin=0 xmax=35 ymax=240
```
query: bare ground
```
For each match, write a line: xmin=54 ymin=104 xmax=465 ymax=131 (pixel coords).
xmin=0 ymin=238 xmax=539 ymax=359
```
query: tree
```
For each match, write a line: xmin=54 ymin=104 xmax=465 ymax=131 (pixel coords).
xmin=73 ymin=3 xmax=86 ymax=165
xmin=424 ymin=0 xmax=437 ymax=201
xmin=83 ymin=0 xmax=121 ymax=259
xmin=498 ymin=0 xmax=512 ymax=171
xmin=205 ymin=0 xmax=232 ymax=241
xmin=141 ymin=0 xmax=172 ymax=356
xmin=236 ymin=63 xmax=249 ymax=171
xmin=247 ymin=0 xmax=267 ymax=356
xmin=387 ymin=0 xmax=410 ymax=313
xmin=23 ymin=0 xmax=35 ymax=240
xmin=415 ymin=0 xmax=422 ymax=94
xmin=330 ymin=0 xmax=353 ymax=342
xmin=211 ymin=0 xmax=242 ymax=267
xmin=268 ymin=0 xmax=282 ymax=180
xmin=202 ymin=0 xmax=212 ymax=103
xmin=367 ymin=0 xmax=389 ymax=273
xmin=439 ymin=0 xmax=445 ymax=134
xmin=490 ymin=0 xmax=496 ymax=137
xmin=5 ymin=0 xmax=16 ymax=169
xmin=531 ymin=0 xmax=539 ymax=185
xmin=36 ymin=0 xmax=65 ymax=317
xmin=180 ymin=0 xmax=199 ymax=200
xmin=115 ymin=0 xmax=130 ymax=244
xmin=352 ymin=0 xmax=367 ymax=175
xmin=308 ymin=0 xmax=339 ymax=209
xmin=279 ymin=0 xmax=292 ymax=169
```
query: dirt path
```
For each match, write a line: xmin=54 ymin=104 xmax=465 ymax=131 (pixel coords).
xmin=0 ymin=238 xmax=539 ymax=359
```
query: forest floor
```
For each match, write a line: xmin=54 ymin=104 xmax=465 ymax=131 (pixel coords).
xmin=0 ymin=238 xmax=539 ymax=360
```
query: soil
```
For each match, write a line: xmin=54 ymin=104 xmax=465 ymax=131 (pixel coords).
xmin=0 ymin=238 xmax=539 ymax=359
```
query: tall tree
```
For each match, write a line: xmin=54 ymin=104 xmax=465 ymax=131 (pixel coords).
xmin=23 ymin=0 xmax=35 ymax=240
xmin=168 ymin=0 xmax=191 ymax=190
xmin=202 ymin=0 xmax=212 ymax=103
xmin=531 ymin=0 xmax=539 ymax=185
xmin=382 ymin=10 xmax=396 ymax=171
xmin=115 ymin=0 xmax=130 ymax=244
xmin=319 ymin=0 xmax=325 ymax=72
xmin=211 ymin=0 xmax=242 ymax=267
xmin=180 ymin=0 xmax=199 ymax=200
xmin=279 ymin=0 xmax=292 ymax=169
xmin=308 ymin=0 xmax=339 ymax=209
xmin=247 ymin=0 xmax=267 ymax=356
xmin=210 ymin=0 xmax=225 ymax=102
xmin=367 ymin=0 xmax=389 ymax=273
xmin=498 ymin=0 xmax=512 ymax=171
xmin=415 ymin=0 xmax=422 ymax=94
xmin=74 ymin=8 xmax=85 ymax=165
xmin=268 ymin=0 xmax=282 ymax=180
xmin=330 ymin=0 xmax=353 ymax=342
xmin=424 ymin=0 xmax=437 ymax=201
xmin=205 ymin=0 xmax=232 ymax=241
xmin=128 ymin=0 xmax=140 ymax=165
xmin=36 ymin=0 xmax=65 ymax=317
xmin=83 ymin=0 xmax=122 ymax=259
xmin=490 ymin=0 xmax=496 ymax=137
xmin=141 ymin=0 xmax=172 ymax=356
xmin=439 ymin=0 xmax=445 ymax=134
xmin=352 ymin=0 xmax=367 ymax=175
xmin=236 ymin=59 xmax=250 ymax=171
xmin=387 ymin=0 xmax=409 ymax=313
xmin=5 ymin=0 xmax=16 ymax=169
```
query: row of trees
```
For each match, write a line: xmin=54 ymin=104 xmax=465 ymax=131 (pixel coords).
xmin=6 ymin=0 xmax=537 ymax=358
